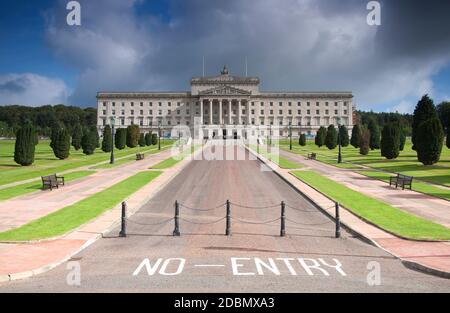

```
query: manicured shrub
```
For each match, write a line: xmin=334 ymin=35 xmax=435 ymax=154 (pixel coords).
xmin=368 ymin=119 xmax=380 ymax=150
xmin=381 ymin=123 xmax=400 ymax=160
xmin=81 ymin=129 xmax=97 ymax=155
xmin=139 ymin=133 xmax=146 ymax=147
xmin=71 ymin=123 xmax=83 ymax=151
xmin=447 ymin=128 xmax=450 ymax=149
xmin=126 ymin=125 xmax=140 ymax=148
xmin=315 ymin=126 xmax=326 ymax=147
xmin=412 ymin=94 xmax=438 ymax=150
xmin=115 ymin=128 xmax=127 ymax=150
xmin=145 ymin=133 xmax=152 ymax=146
xmin=359 ymin=125 xmax=370 ymax=155
xmin=151 ymin=133 xmax=158 ymax=145
xmin=325 ymin=125 xmax=338 ymax=150
xmin=101 ymin=125 xmax=112 ymax=153
xmin=350 ymin=124 xmax=361 ymax=148
xmin=299 ymin=133 xmax=306 ymax=146
xmin=416 ymin=118 xmax=444 ymax=165
xmin=399 ymin=127 xmax=406 ymax=151
xmin=338 ymin=125 xmax=349 ymax=147
xmin=52 ymin=128 xmax=71 ymax=160
xmin=14 ymin=125 xmax=36 ymax=166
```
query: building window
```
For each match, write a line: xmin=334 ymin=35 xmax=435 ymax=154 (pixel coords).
xmin=316 ymin=110 xmax=319 ymax=115
xmin=261 ymin=102 xmax=264 ymax=106
xmin=316 ymin=102 xmax=320 ymax=106
xmin=168 ymin=102 xmax=171 ymax=107
xmin=279 ymin=102 xmax=282 ymax=106
xmin=335 ymin=102 xmax=338 ymax=106
xmin=159 ymin=102 xmax=162 ymax=106
xmin=121 ymin=118 xmax=125 ymax=126
xmin=140 ymin=102 xmax=143 ymax=106
xmin=307 ymin=102 xmax=310 ymax=106
xmin=297 ymin=102 xmax=301 ymax=106
xmin=260 ymin=110 xmax=264 ymax=115
xmin=251 ymin=110 xmax=255 ymax=114
xmin=122 ymin=102 xmax=125 ymax=107
xmin=149 ymin=102 xmax=153 ymax=106
xmin=270 ymin=110 xmax=274 ymax=115
xmin=131 ymin=110 xmax=134 ymax=115
xmin=186 ymin=110 xmax=190 ymax=115
xmin=307 ymin=110 xmax=311 ymax=115
xmin=102 ymin=110 xmax=106 ymax=115
xmin=102 ymin=119 xmax=106 ymax=126
xmin=158 ymin=110 xmax=162 ymax=115
xmin=177 ymin=110 xmax=181 ymax=115
xmin=325 ymin=102 xmax=329 ymax=106
xmin=140 ymin=120 xmax=144 ymax=126
xmin=270 ymin=102 xmax=273 ymax=106
xmin=288 ymin=102 xmax=292 ymax=106
xmin=168 ymin=110 xmax=171 ymax=115
xmin=344 ymin=110 xmax=347 ymax=115
xmin=140 ymin=110 xmax=144 ymax=115
xmin=121 ymin=110 xmax=125 ymax=115
xmin=168 ymin=120 xmax=171 ymax=125
xmin=335 ymin=110 xmax=338 ymax=115
xmin=297 ymin=110 xmax=301 ymax=115
xmin=288 ymin=110 xmax=292 ymax=115
xmin=279 ymin=110 xmax=283 ymax=114
xmin=325 ymin=110 xmax=329 ymax=115
xmin=149 ymin=110 xmax=153 ymax=115
xmin=112 ymin=110 xmax=116 ymax=115
xmin=131 ymin=102 xmax=134 ymax=107
xmin=112 ymin=102 xmax=116 ymax=107
xmin=103 ymin=102 xmax=107 ymax=106
xmin=177 ymin=102 xmax=181 ymax=106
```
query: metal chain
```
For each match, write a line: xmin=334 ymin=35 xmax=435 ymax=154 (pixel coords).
xmin=285 ymin=217 xmax=333 ymax=226
xmin=179 ymin=202 xmax=226 ymax=212
xmin=179 ymin=217 xmax=226 ymax=225
xmin=231 ymin=216 xmax=281 ymax=225
xmin=125 ymin=217 xmax=173 ymax=226
xmin=284 ymin=204 xmax=320 ymax=213
xmin=230 ymin=202 xmax=280 ymax=210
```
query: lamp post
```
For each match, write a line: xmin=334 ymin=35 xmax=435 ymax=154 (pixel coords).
xmin=337 ymin=116 xmax=342 ymax=164
xmin=110 ymin=116 xmax=115 ymax=164
xmin=158 ymin=120 xmax=161 ymax=151
xmin=289 ymin=122 xmax=292 ymax=151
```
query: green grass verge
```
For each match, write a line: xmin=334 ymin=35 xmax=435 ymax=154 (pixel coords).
xmin=0 ymin=171 xmax=96 ymax=201
xmin=291 ymin=170 xmax=450 ymax=241
xmin=0 ymin=139 xmax=175 ymax=187
xmin=253 ymin=145 xmax=302 ymax=169
xmin=0 ymin=171 xmax=161 ymax=242
xmin=151 ymin=145 xmax=200 ymax=170
xmin=357 ymin=170 xmax=450 ymax=201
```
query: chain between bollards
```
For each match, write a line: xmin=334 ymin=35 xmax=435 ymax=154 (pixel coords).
xmin=335 ymin=202 xmax=341 ymax=238
xmin=173 ymin=200 xmax=181 ymax=236
xmin=280 ymin=201 xmax=286 ymax=237
xmin=119 ymin=201 xmax=127 ymax=237
xmin=226 ymin=200 xmax=231 ymax=236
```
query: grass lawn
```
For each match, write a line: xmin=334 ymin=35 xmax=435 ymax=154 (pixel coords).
xmin=0 ymin=170 xmax=96 ymax=201
xmin=280 ymin=139 xmax=450 ymax=188
xmin=357 ymin=170 xmax=450 ymax=201
xmin=0 ymin=139 xmax=174 ymax=186
xmin=252 ymin=145 xmax=302 ymax=169
xmin=151 ymin=144 xmax=200 ymax=169
xmin=0 ymin=171 xmax=162 ymax=242
xmin=291 ymin=170 xmax=450 ymax=241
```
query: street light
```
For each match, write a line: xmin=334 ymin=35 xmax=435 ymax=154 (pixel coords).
xmin=337 ymin=116 xmax=342 ymax=164
xmin=158 ymin=120 xmax=161 ymax=151
xmin=110 ymin=116 xmax=116 ymax=164
xmin=289 ymin=122 xmax=292 ymax=151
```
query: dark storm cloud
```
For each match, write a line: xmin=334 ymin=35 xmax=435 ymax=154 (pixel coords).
xmin=41 ymin=0 xmax=450 ymax=111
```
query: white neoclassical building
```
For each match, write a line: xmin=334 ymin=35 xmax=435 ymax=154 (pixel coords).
xmin=97 ymin=66 xmax=354 ymax=139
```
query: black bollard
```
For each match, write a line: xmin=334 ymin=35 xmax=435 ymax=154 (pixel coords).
xmin=280 ymin=201 xmax=286 ymax=237
xmin=226 ymin=200 xmax=231 ymax=236
xmin=173 ymin=200 xmax=181 ymax=236
xmin=119 ymin=201 xmax=127 ymax=237
xmin=335 ymin=202 xmax=341 ymax=238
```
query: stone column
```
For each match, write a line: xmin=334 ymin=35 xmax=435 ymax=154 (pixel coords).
xmin=200 ymin=99 xmax=203 ymax=125
xmin=238 ymin=100 xmax=241 ymax=125
xmin=209 ymin=99 xmax=213 ymax=125
xmin=229 ymin=100 xmax=232 ymax=124
xmin=219 ymin=100 xmax=223 ymax=125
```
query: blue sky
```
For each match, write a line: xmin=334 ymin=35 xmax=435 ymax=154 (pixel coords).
xmin=0 ymin=0 xmax=449 ymax=112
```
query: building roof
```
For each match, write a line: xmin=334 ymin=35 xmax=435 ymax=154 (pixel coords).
xmin=191 ymin=66 xmax=260 ymax=85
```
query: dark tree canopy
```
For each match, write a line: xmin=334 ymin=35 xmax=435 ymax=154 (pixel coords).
xmin=151 ymin=133 xmax=158 ymax=145
xmin=338 ymin=125 xmax=349 ymax=147
xmin=416 ymin=118 xmax=444 ymax=165
xmin=359 ymin=126 xmax=370 ymax=156
xmin=368 ymin=118 xmax=380 ymax=150
xmin=299 ymin=133 xmax=306 ymax=146
xmin=412 ymin=95 xmax=438 ymax=150
xmin=315 ymin=126 xmax=326 ymax=147
xmin=81 ymin=129 xmax=97 ymax=155
xmin=115 ymin=128 xmax=127 ymax=150
xmin=325 ymin=125 xmax=338 ymax=150
xmin=138 ymin=133 xmax=146 ymax=147
xmin=381 ymin=123 xmax=400 ymax=160
xmin=52 ymin=128 xmax=71 ymax=160
xmin=145 ymin=133 xmax=152 ymax=146
xmin=350 ymin=124 xmax=361 ymax=148
xmin=102 ymin=125 xmax=112 ymax=153
xmin=71 ymin=123 xmax=83 ymax=151
xmin=14 ymin=125 xmax=36 ymax=166
xmin=126 ymin=125 xmax=140 ymax=148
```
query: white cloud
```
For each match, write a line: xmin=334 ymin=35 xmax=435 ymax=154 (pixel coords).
xmin=0 ymin=73 xmax=69 ymax=106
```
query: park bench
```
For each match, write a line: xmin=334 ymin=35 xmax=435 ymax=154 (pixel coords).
xmin=307 ymin=153 xmax=317 ymax=160
xmin=389 ymin=173 xmax=413 ymax=190
xmin=41 ymin=174 xmax=65 ymax=191
xmin=136 ymin=153 xmax=145 ymax=161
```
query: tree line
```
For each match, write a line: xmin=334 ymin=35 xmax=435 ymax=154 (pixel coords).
xmin=309 ymin=95 xmax=449 ymax=165
xmin=14 ymin=124 xmax=159 ymax=166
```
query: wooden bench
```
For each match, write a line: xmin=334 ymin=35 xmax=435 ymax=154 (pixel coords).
xmin=389 ymin=173 xmax=413 ymax=190
xmin=41 ymin=174 xmax=65 ymax=191
xmin=136 ymin=153 xmax=145 ymax=161
xmin=307 ymin=153 xmax=317 ymax=160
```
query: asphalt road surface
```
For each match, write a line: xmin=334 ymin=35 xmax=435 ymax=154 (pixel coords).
xmin=1 ymin=144 xmax=449 ymax=292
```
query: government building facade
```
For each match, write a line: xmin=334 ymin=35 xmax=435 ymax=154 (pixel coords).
xmin=97 ymin=66 xmax=354 ymax=139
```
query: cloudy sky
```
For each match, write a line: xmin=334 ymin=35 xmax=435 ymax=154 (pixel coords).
xmin=0 ymin=0 xmax=449 ymax=112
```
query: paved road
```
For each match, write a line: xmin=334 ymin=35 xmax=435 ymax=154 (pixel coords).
xmin=1 ymin=144 xmax=449 ymax=292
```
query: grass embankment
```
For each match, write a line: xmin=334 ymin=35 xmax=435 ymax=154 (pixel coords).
xmin=0 ymin=171 xmax=96 ymax=201
xmin=0 ymin=139 xmax=174 ymax=186
xmin=0 ymin=171 xmax=162 ymax=242
xmin=252 ymin=145 xmax=302 ymax=169
xmin=291 ymin=170 xmax=450 ymax=241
